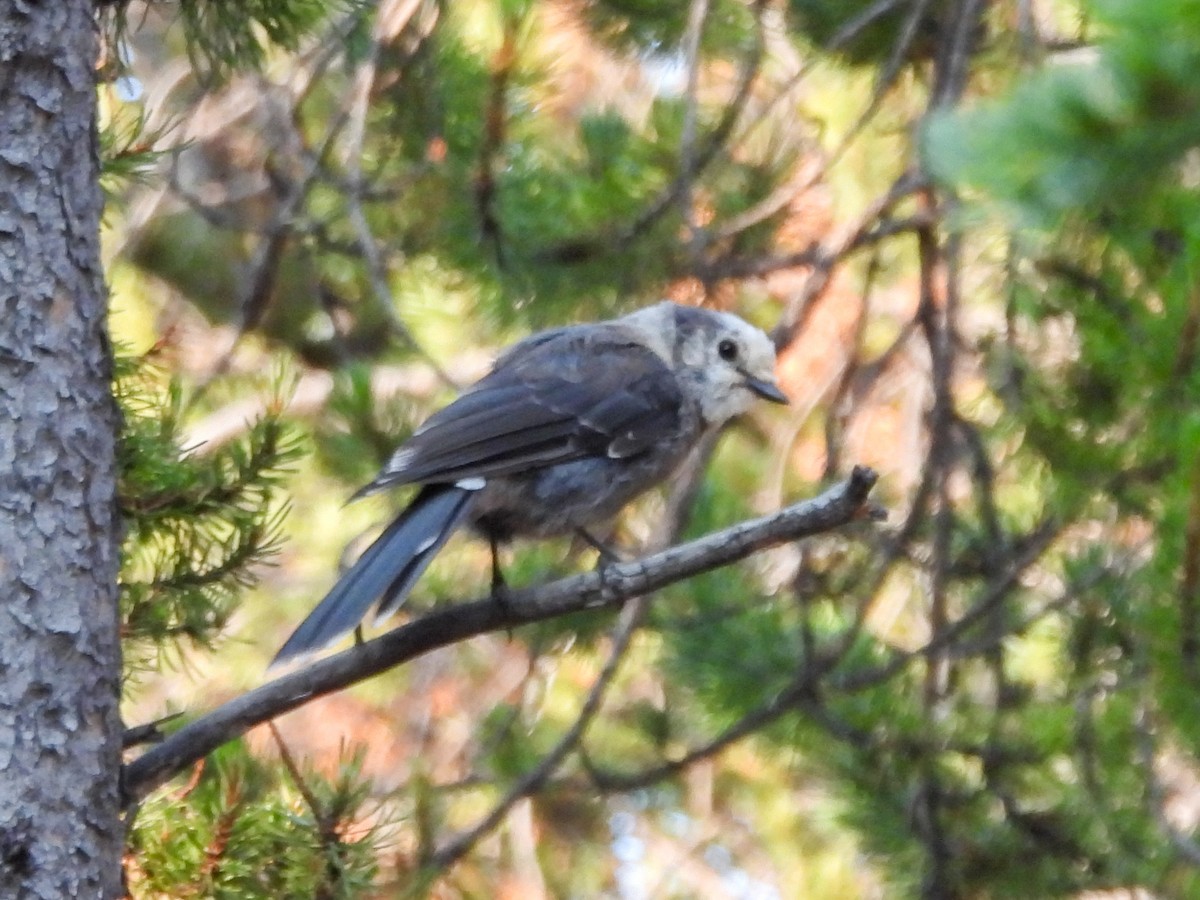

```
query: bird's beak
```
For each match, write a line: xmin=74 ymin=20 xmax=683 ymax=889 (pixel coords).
xmin=744 ymin=374 xmax=789 ymax=404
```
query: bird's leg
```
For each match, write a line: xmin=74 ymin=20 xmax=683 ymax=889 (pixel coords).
xmin=576 ymin=527 xmax=622 ymax=564
xmin=576 ymin=528 xmax=623 ymax=592
xmin=489 ymin=533 xmax=513 ymax=616
xmin=353 ymin=625 xmax=365 ymax=647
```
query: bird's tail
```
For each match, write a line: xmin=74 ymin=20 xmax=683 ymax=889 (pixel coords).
xmin=271 ymin=484 xmax=477 ymax=667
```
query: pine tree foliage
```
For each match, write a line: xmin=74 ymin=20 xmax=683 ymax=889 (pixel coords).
xmin=107 ymin=0 xmax=1200 ymax=896
xmin=115 ymin=352 xmax=301 ymax=672
xmin=927 ymin=0 xmax=1200 ymax=222
xmin=125 ymin=740 xmax=379 ymax=897
xmin=113 ymin=353 xmax=385 ymax=891
xmin=107 ymin=0 xmax=344 ymax=78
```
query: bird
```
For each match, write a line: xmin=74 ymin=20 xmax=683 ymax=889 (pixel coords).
xmin=272 ymin=301 xmax=788 ymax=665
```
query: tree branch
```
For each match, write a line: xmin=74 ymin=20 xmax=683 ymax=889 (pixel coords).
xmin=535 ymin=0 xmax=767 ymax=264
xmin=121 ymin=466 xmax=882 ymax=806
xmin=426 ymin=596 xmax=646 ymax=871
xmin=582 ymin=678 xmax=806 ymax=793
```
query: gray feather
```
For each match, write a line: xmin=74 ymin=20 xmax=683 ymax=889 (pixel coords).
xmin=275 ymin=301 xmax=785 ymax=664
xmin=365 ymin=334 xmax=684 ymax=491
xmin=271 ymin=485 xmax=477 ymax=665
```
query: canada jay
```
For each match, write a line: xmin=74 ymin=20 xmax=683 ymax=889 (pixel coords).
xmin=273 ymin=301 xmax=787 ymax=664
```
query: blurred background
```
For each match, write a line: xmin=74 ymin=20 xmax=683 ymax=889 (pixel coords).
xmin=108 ymin=1 xmax=1200 ymax=896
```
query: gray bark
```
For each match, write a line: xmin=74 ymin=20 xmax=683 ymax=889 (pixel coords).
xmin=0 ymin=2 xmax=124 ymax=897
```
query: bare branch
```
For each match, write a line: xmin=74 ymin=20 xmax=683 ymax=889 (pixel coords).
xmin=426 ymin=598 xmax=646 ymax=871
xmin=122 ymin=712 xmax=185 ymax=750
xmin=835 ymin=515 xmax=1062 ymax=693
xmin=678 ymin=0 xmax=712 ymax=257
xmin=536 ymin=0 xmax=768 ymax=264
xmin=121 ymin=466 xmax=882 ymax=806
xmin=339 ymin=4 xmax=458 ymax=388
xmin=474 ymin=16 xmax=517 ymax=266
xmin=770 ymin=171 xmax=927 ymax=352
xmin=583 ymin=678 xmax=805 ymax=793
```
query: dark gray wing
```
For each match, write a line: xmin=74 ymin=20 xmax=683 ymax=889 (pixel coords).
xmin=363 ymin=329 xmax=684 ymax=492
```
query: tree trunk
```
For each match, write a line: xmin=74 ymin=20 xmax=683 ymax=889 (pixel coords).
xmin=0 ymin=2 xmax=123 ymax=896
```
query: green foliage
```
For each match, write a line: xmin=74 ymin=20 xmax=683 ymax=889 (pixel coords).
xmin=313 ymin=367 xmax=421 ymax=486
xmin=916 ymin=1 xmax=1200 ymax=895
xmin=175 ymin=0 xmax=345 ymax=78
xmin=127 ymin=740 xmax=380 ymax=897
xmin=478 ymin=702 xmax=547 ymax=778
xmin=581 ymin=0 xmax=758 ymax=56
xmin=786 ymin=0 xmax=964 ymax=65
xmin=659 ymin=571 xmax=798 ymax=725
xmin=116 ymin=353 xmax=301 ymax=674
xmin=925 ymin=0 xmax=1200 ymax=225
xmin=98 ymin=106 xmax=164 ymax=211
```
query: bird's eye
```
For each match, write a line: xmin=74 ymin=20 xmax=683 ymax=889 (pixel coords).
xmin=718 ymin=339 xmax=738 ymax=361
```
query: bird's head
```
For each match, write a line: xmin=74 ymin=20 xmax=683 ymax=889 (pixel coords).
xmin=625 ymin=302 xmax=788 ymax=426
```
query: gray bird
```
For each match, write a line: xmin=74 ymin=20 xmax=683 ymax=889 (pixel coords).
xmin=273 ymin=301 xmax=787 ymax=665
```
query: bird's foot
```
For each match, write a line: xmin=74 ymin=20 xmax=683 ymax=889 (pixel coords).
xmin=488 ymin=547 xmax=518 ymax=638
xmin=577 ymin=529 xmax=625 ymax=594
xmin=490 ymin=581 xmax=518 ymax=641
xmin=576 ymin=528 xmax=622 ymax=573
xmin=490 ymin=580 xmax=513 ymax=615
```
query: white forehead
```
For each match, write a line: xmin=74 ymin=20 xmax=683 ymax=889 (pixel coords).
xmin=711 ymin=309 xmax=776 ymax=368
xmin=615 ymin=302 xmax=776 ymax=372
xmin=712 ymin=308 xmax=766 ymax=342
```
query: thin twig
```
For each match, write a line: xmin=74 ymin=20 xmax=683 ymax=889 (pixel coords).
xmin=678 ymin=0 xmax=712 ymax=259
xmin=769 ymin=172 xmax=927 ymax=352
xmin=340 ymin=5 xmax=457 ymax=387
xmin=268 ymin=721 xmax=325 ymax=825
xmin=537 ymin=0 xmax=768 ymax=264
xmin=582 ymin=679 xmax=805 ymax=792
xmin=122 ymin=711 xmax=185 ymax=749
xmin=427 ymin=598 xmax=647 ymax=870
xmin=835 ymin=516 xmax=1062 ymax=693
